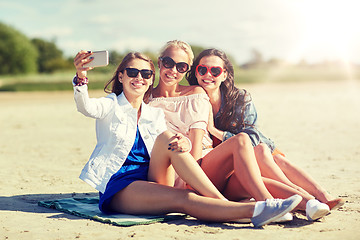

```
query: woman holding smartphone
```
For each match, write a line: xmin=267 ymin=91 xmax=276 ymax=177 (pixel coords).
xmin=72 ymin=50 xmax=302 ymax=227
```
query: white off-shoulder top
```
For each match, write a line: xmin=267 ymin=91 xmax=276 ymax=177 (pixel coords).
xmin=149 ymin=93 xmax=213 ymax=151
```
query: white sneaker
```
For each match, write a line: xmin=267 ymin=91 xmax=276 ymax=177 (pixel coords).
xmin=306 ymin=199 xmax=330 ymax=221
xmin=273 ymin=212 xmax=293 ymax=223
xmin=234 ymin=212 xmax=293 ymax=224
xmin=251 ymin=195 xmax=302 ymax=228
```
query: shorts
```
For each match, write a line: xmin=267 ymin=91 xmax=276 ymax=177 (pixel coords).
xmin=272 ymin=148 xmax=285 ymax=157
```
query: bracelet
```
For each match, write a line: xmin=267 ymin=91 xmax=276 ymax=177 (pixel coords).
xmin=75 ymin=74 xmax=89 ymax=86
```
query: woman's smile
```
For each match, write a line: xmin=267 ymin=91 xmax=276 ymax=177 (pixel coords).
xmin=130 ymin=80 xmax=146 ymax=88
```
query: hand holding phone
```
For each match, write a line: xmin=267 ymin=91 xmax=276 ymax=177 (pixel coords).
xmin=83 ymin=50 xmax=109 ymax=68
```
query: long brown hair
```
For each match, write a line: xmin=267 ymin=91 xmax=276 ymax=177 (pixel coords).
xmin=186 ymin=48 xmax=251 ymax=131
xmin=104 ymin=52 xmax=155 ymax=102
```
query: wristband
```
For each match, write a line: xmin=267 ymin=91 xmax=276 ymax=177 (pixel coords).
xmin=75 ymin=73 xmax=88 ymax=86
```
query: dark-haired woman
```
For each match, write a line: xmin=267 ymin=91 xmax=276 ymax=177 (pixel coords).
xmin=186 ymin=48 xmax=344 ymax=220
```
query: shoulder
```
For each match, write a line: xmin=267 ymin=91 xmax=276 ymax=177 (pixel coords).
xmin=180 ymin=85 xmax=206 ymax=96
xmin=106 ymin=93 xmax=117 ymax=100
xmin=189 ymin=85 xmax=206 ymax=94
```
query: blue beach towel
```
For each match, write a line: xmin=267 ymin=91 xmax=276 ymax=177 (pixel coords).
xmin=38 ymin=197 xmax=186 ymax=226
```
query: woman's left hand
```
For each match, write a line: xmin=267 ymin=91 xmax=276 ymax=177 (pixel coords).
xmin=168 ymin=133 xmax=190 ymax=153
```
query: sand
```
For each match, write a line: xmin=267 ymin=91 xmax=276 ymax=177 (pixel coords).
xmin=0 ymin=79 xmax=359 ymax=240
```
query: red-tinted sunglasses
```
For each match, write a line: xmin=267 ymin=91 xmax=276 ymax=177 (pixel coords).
xmin=196 ymin=65 xmax=225 ymax=77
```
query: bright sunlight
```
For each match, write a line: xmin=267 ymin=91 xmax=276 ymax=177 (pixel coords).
xmin=290 ymin=0 xmax=360 ymax=64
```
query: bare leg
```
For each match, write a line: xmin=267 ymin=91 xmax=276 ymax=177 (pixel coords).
xmin=254 ymin=144 xmax=311 ymax=197
xmin=273 ymin=154 xmax=334 ymax=203
xmin=201 ymin=133 xmax=273 ymax=201
xmin=110 ymin=181 xmax=255 ymax=222
xmin=223 ymin=173 xmax=313 ymax=210
xmin=263 ymin=177 xmax=313 ymax=210
xmin=148 ymin=131 xmax=225 ymax=200
xmin=222 ymin=173 xmax=252 ymax=201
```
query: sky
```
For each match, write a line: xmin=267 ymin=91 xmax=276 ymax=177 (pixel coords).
xmin=1 ymin=0 xmax=360 ymax=65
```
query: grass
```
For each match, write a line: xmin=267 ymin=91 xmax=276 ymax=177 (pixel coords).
xmin=0 ymin=65 xmax=358 ymax=92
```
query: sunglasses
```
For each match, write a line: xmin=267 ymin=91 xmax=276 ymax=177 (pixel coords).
xmin=196 ymin=65 xmax=225 ymax=77
xmin=160 ymin=56 xmax=189 ymax=73
xmin=124 ymin=68 xmax=153 ymax=79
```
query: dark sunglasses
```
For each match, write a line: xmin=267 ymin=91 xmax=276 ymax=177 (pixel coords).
xmin=160 ymin=56 xmax=189 ymax=73
xmin=196 ymin=65 xmax=225 ymax=77
xmin=123 ymin=68 xmax=153 ymax=79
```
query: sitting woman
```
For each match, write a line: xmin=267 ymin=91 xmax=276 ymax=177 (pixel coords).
xmin=149 ymin=40 xmax=328 ymax=222
xmin=186 ymin=48 xmax=344 ymax=218
xmin=72 ymin=50 xmax=302 ymax=228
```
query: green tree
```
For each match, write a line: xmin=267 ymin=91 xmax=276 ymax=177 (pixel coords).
xmin=190 ymin=45 xmax=206 ymax=59
xmin=0 ymin=22 xmax=38 ymax=74
xmin=143 ymin=50 xmax=158 ymax=67
xmin=109 ymin=50 xmax=125 ymax=66
xmin=31 ymin=38 xmax=72 ymax=73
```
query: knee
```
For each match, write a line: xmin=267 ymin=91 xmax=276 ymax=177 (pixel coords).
xmin=231 ymin=132 xmax=252 ymax=148
xmin=254 ymin=143 xmax=271 ymax=156
xmin=155 ymin=130 xmax=174 ymax=145
xmin=254 ymin=143 xmax=274 ymax=164
xmin=171 ymin=189 xmax=194 ymax=213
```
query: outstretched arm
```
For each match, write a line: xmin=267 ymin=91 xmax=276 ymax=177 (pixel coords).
xmin=73 ymin=50 xmax=113 ymax=119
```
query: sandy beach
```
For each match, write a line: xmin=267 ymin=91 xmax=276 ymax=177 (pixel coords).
xmin=1 ymin=79 xmax=359 ymax=240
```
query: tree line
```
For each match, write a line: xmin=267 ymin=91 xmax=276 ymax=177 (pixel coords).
xmin=1 ymin=22 xmax=354 ymax=76
xmin=0 ymin=19 xmax=247 ymax=77
xmin=0 ymin=22 xmax=208 ymax=75
xmin=0 ymin=22 xmax=67 ymax=74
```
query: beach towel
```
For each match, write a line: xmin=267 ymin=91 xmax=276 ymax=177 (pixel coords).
xmin=38 ymin=197 xmax=186 ymax=226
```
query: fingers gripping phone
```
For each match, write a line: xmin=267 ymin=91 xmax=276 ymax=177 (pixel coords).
xmin=83 ymin=50 xmax=109 ymax=68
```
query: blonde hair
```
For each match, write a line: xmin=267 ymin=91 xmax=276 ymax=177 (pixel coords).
xmin=159 ymin=40 xmax=194 ymax=65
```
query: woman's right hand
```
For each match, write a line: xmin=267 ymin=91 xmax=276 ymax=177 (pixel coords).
xmin=73 ymin=50 xmax=94 ymax=79
xmin=168 ymin=133 xmax=191 ymax=153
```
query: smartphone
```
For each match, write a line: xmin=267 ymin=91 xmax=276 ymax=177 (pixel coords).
xmin=83 ymin=50 xmax=109 ymax=68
